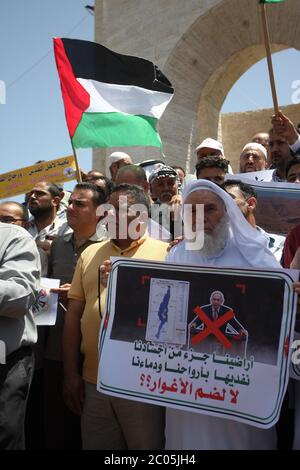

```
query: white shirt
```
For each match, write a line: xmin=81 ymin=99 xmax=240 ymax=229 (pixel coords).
xmin=256 ymin=226 xmax=285 ymax=263
xmin=290 ymin=135 xmax=300 ymax=154
xmin=28 ymin=217 xmax=68 ymax=275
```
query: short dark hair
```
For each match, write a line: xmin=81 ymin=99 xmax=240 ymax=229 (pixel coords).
xmin=1 ymin=201 xmax=29 ymax=221
xmin=44 ymin=183 xmax=61 ymax=198
xmin=73 ymin=182 xmax=106 ymax=206
xmin=110 ymin=183 xmax=150 ymax=212
xmin=196 ymin=156 xmax=228 ymax=177
xmin=286 ymin=156 xmax=300 ymax=177
xmin=222 ymin=179 xmax=257 ymax=200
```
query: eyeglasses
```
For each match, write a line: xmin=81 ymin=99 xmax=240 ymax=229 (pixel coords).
xmin=0 ymin=216 xmax=26 ymax=224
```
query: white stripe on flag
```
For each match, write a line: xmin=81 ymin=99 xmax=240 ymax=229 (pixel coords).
xmin=77 ymin=78 xmax=173 ymax=118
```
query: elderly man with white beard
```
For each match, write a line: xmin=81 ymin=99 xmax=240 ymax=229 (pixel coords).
xmin=165 ymin=179 xmax=281 ymax=450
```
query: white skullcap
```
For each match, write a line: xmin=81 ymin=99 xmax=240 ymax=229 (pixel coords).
xmin=106 ymin=151 xmax=131 ymax=177
xmin=240 ymin=143 xmax=267 ymax=160
xmin=195 ymin=138 xmax=224 ymax=156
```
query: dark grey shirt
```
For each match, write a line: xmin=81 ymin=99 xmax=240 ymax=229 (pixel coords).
xmin=45 ymin=231 xmax=102 ymax=361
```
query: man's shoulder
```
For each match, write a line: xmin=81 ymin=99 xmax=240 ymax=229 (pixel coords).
xmin=139 ymin=236 xmax=169 ymax=260
xmin=286 ymin=223 xmax=300 ymax=240
xmin=220 ymin=304 xmax=231 ymax=313
xmin=143 ymin=236 xmax=168 ymax=249
xmin=167 ymin=239 xmax=185 ymax=257
xmin=0 ymin=223 xmax=37 ymax=260
xmin=79 ymin=239 xmax=111 ymax=260
xmin=201 ymin=304 xmax=212 ymax=312
xmin=0 ymin=222 xmax=32 ymax=240
xmin=50 ymin=233 xmax=72 ymax=253
xmin=78 ymin=237 xmax=168 ymax=266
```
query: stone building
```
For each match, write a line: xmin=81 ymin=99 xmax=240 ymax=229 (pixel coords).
xmin=221 ymin=103 xmax=300 ymax=172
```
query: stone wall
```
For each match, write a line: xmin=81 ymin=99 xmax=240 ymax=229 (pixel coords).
xmin=221 ymin=103 xmax=300 ymax=173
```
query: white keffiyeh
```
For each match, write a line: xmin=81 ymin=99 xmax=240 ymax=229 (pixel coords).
xmin=167 ymin=179 xmax=280 ymax=269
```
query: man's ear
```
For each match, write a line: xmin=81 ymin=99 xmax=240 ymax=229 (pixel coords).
xmin=110 ymin=162 xmax=118 ymax=173
xmin=59 ymin=191 xmax=65 ymax=201
xmin=247 ymin=196 xmax=257 ymax=213
xmin=52 ymin=196 xmax=61 ymax=209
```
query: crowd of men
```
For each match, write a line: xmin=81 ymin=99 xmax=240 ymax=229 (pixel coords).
xmin=1 ymin=110 xmax=300 ymax=450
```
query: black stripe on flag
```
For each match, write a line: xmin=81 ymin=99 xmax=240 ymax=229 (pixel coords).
xmin=61 ymin=38 xmax=174 ymax=94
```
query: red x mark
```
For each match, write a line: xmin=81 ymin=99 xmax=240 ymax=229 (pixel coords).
xmin=191 ymin=306 xmax=235 ymax=349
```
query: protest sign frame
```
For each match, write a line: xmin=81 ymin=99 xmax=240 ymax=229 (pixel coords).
xmin=0 ymin=155 xmax=76 ymax=199
xmin=225 ymin=174 xmax=300 ymax=235
xmin=98 ymin=258 xmax=297 ymax=428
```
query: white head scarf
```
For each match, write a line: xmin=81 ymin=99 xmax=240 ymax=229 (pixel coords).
xmin=182 ymin=179 xmax=279 ymax=268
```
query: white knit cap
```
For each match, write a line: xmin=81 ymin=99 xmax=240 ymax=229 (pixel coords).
xmin=106 ymin=151 xmax=131 ymax=177
xmin=240 ymin=143 xmax=267 ymax=160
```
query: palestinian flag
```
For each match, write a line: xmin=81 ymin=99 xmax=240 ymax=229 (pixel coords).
xmin=53 ymin=38 xmax=174 ymax=149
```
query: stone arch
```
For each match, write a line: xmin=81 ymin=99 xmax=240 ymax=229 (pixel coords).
xmin=197 ymin=44 xmax=286 ymax=141
xmin=160 ymin=0 xmax=300 ymax=171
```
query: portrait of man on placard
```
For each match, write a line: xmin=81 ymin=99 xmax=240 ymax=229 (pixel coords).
xmin=188 ymin=290 xmax=248 ymax=357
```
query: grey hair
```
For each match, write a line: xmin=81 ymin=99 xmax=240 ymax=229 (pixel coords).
xmin=210 ymin=290 xmax=224 ymax=304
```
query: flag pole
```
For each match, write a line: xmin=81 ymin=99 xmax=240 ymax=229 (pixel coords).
xmin=71 ymin=143 xmax=82 ymax=183
xmin=260 ymin=3 xmax=279 ymax=114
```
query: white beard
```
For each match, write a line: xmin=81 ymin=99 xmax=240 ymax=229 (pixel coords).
xmin=199 ymin=214 xmax=230 ymax=257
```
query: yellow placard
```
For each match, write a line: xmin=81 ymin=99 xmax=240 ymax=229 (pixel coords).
xmin=0 ymin=155 xmax=77 ymax=199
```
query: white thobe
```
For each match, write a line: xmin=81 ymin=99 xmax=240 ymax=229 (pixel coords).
xmin=165 ymin=236 xmax=279 ymax=450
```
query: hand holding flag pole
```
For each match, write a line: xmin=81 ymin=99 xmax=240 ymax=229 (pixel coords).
xmin=259 ymin=1 xmax=283 ymax=114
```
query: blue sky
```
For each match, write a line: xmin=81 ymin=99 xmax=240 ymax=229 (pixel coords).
xmin=222 ymin=48 xmax=300 ymax=113
xmin=0 ymin=0 xmax=94 ymax=182
xmin=1 ymin=1 xmax=299 ymax=196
